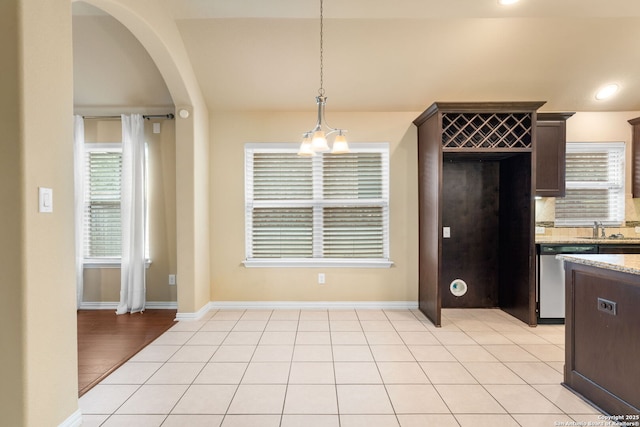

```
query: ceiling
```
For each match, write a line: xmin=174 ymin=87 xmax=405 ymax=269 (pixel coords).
xmin=73 ymin=0 xmax=640 ymax=114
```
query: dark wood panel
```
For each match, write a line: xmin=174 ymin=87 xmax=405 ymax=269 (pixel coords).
xmin=535 ymin=121 xmax=565 ymax=197
xmin=416 ymin=113 xmax=442 ymax=326
xmin=441 ymin=160 xmax=499 ymax=308
xmin=77 ymin=309 xmax=176 ymax=396
xmin=629 ymin=117 xmax=640 ymax=198
xmin=564 ymin=263 xmax=640 ymax=415
xmin=499 ymin=153 xmax=536 ymax=325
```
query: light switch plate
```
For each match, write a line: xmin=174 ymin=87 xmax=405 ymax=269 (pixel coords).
xmin=153 ymin=122 xmax=161 ymax=134
xmin=39 ymin=187 xmax=53 ymax=213
xmin=443 ymin=227 xmax=451 ymax=238
xmin=535 ymin=226 xmax=545 ymax=234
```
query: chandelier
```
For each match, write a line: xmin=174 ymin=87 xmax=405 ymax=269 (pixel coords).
xmin=298 ymin=0 xmax=349 ymax=156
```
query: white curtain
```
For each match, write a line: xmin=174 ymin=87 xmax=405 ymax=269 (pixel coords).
xmin=73 ymin=115 xmax=85 ymax=309
xmin=117 ymin=114 xmax=146 ymax=314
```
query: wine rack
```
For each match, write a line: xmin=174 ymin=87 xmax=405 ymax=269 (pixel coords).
xmin=441 ymin=112 xmax=533 ymax=149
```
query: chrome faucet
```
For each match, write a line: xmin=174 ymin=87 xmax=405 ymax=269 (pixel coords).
xmin=600 ymin=222 xmax=606 ymax=238
xmin=593 ymin=221 xmax=599 ymax=238
xmin=593 ymin=221 xmax=606 ymax=239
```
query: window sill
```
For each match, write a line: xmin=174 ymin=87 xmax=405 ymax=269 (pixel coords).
xmin=83 ymin=259 xmax=152 ymax=269
xmin=243 ymin=259 xmax=394 ymax=268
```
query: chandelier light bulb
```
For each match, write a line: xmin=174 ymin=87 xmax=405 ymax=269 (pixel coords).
xmin=311 ymin=130 xmax=330 ymax=152
xmin=331 ymin=132 xmax=349 ymax=154
xmin=298 ymin=133 xmax=315 ymax=156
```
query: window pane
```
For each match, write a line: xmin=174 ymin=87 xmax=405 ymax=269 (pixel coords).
xmin=323 ymin=152 xmax=383 ymax=199
xmin=253 ymin=153 xmax=312 ymax=200
xmin=85 ymin=150 xmax=122 ymax=258
xmin=555 ymin=142 xmax=624 ymax=226
xmin=251 ymin=207 xmax=313 ymax=258
xmin=323 ymin=206 xmax=384 ymax=258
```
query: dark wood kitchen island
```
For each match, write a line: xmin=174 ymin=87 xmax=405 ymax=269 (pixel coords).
xmin=558 ymin=254 xmax=640 ymax=417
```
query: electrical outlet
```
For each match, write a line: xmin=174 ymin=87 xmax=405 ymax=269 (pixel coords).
xmin=318 ymin=273 xmax=325 ymax=284
xmin=168 ymin=274 xmax=176 ymax=285
xmin=635 ymin=226 xmax=640 ymax=234
xmin=597 ymin=297 xmax=616 ymax=315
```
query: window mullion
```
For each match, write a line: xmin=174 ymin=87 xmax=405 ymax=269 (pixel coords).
xmin=312 ymin=154 xmax=324 ymax=258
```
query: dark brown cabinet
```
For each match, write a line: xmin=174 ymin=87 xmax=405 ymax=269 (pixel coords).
xmin=629 ymin=117 xmax=640 ymax=198
xmin=535 ymin=112 xmax=574 ymax=197
xmin=414 ymin=102 xmax=544 ymax=327
xmin=563 ymin=260 xmax=640 ymax=415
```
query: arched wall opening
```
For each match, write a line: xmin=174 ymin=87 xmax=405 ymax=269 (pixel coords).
xmin=73 ymin=0 xmax=211 ymax=315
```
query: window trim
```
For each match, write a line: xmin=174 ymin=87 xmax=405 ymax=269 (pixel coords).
xmin=243 ymin=142 xmax=393 ymax=268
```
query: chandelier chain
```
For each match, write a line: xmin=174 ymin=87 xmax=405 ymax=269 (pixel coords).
xmin=318 ymin=0 xmax=325 ymax=96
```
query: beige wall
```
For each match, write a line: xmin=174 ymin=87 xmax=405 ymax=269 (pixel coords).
xmin=210 ymin=111 xmax=419 ymax=303
xmin=536 ymin=111 xmax=640 ymax=226
xmin=0 ymin=1 xmax=25 ymax=424
xmin=0 ymin=0 xmax=79 ymax=425
xmin=81 ymin=118 xmax=178 ymax=303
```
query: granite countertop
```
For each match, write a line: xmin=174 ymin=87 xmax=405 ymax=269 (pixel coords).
xmin=536 ymin=236 xmax=640 ymax=244
xmin=556 ymin=254 xmax=640 ymax=275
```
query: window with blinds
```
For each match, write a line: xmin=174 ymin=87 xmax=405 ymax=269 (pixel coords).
xmin=555 ymin=142 xmax=625 ymax=227
xmin=244 ymin=143 xmax=391 ymax=267
xmin=84 ymin=145 xmax=123 ymax=258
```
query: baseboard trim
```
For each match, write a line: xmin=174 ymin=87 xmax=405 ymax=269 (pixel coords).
xmin=79 ymin=301 xmax=178 ymax=310
xmin=176 ymin=302 xmax=211 ymax=321
xmin=208 ymin=301 xmax=419 ymax=310
xmin=173 ymin=301 xmax=419 ymax=321
xmin=59 ymin=409 xmax=82 ymax=427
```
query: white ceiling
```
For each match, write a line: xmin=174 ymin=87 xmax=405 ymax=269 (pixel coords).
xmin=73 ymin=0 xmax=640 ymax=114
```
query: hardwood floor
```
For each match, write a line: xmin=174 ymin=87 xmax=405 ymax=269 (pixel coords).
xmin=77 ymin=309 xmax=176 ymax=396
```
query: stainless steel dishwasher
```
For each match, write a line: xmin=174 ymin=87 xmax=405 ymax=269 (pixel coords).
xmin=537 ymin=244 xmax=598 ymax=324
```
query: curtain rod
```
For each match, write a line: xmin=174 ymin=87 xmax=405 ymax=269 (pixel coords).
xmin=82 ymin=113 xmax=175 ymax=120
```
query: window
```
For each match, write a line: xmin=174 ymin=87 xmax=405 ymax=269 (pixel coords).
xmin=244 ymin=143 xmax=391 ymax=267
xmin=555 ymin=142 xmax=625 ymax=227
xmin=83 ymin=143 xmax=149 ymax=264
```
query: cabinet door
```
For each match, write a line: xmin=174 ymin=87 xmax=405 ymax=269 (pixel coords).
xmin=535 ymin=120 xmax=566 ymax=197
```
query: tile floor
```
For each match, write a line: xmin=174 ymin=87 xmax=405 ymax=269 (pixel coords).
xmin=80 ymin=308 xmax=603 ymax=426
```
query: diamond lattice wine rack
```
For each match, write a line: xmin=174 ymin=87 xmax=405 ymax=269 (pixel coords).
xmin=441 ymin=112 xmax=533 ymax=150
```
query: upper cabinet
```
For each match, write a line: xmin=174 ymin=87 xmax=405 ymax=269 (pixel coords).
xmin=629 ymin=117 xmax=640 ymax=198
xmin=535 ymin=112 xmax=574 ymax=197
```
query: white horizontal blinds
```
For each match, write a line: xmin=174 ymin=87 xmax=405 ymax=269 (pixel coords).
xmin=245 ymin=143 xmax=390 ymax=261
xmin=555 ymin=142 xmax=625 ymax=226
xmin=323 ymin=206 xmax=384 ymax=257
xmin=322 ymin=153 xmax=383 ymax=199
xmin=253 ymin=153 xmax=313 ymax=200
xmin=247 ymin=151 xmax=314 ymax=259
xmin=252 ymin=207 xmax=313 ymax=258
xmin=84 ymin=149 xmax=122 ymax=257
xmin=321 ymin=152 xmax=388 ymax=258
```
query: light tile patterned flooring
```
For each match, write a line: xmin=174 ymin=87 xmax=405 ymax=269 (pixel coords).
xmin=80 ymin=308 xmax=602 ymax=427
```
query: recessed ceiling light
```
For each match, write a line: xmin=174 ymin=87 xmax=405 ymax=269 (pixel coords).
xmin=595 ymin=84 xmax=619 ymax=100
xmin=498 ymin=0 xmax=520 ymax=5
